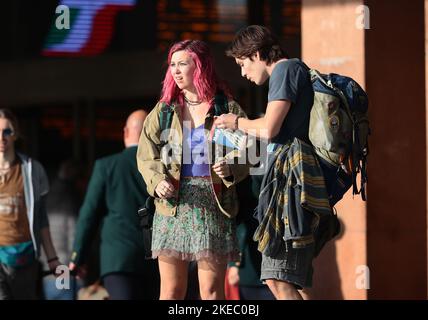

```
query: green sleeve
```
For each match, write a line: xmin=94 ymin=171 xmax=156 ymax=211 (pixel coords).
xmin=70 ymin=160 xmax=107 ymax=265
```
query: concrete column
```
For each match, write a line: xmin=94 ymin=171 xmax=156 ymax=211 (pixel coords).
xmin=365 ymin=0 xmax=426 ymax=299
xmin=302 ymin=0 xmax=427 ymax=299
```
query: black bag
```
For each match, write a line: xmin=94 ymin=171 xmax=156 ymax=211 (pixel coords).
xmin=137 ymin=196 xmax=155 ymax=259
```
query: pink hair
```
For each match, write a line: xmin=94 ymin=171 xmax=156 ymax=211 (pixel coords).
xmin=159 ymin=40 xmax=230 ymax=106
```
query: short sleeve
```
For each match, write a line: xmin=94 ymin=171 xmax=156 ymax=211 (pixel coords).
xmin=33 ymin=160 xmax=49 ymax=196
xmin=268 ymin=60 xmax=310 ymax=104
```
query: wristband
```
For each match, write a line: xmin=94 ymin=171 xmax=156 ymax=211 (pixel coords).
xmin=234 ymin=116 xmax=241 ymax=131
xmin=47 ymin=256 xmax=58 ymax=263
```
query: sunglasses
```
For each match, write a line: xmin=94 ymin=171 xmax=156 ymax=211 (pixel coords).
xmin=1 ymin=128 xmax=14 ymax=137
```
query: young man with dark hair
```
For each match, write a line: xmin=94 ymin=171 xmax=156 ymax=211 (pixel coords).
xmin=215 ymin=25 xmax=338 ymax=300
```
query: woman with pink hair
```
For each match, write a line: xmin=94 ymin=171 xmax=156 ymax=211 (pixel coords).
xmin=137 ymin=40 xmax=248 ymax=300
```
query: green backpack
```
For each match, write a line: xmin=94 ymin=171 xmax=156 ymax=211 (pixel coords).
xmin=309 ymin=69 xmax=370 ymax=204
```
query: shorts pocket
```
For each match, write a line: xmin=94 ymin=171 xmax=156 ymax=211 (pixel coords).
xmin=284 ymin=244 xmax=298 ymax=271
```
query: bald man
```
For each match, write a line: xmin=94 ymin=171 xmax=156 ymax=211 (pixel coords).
xmin=70 ymin=110 xmax=160 ymax=300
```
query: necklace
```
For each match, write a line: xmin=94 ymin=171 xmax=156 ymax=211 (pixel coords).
xmin=184 ymin=95 xmax=202 ymax=106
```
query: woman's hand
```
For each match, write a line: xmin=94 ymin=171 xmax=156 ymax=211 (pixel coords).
xmin=212 ymin=160 xmax=231 ymax=179
xmin=214 ymin=113 xmax=239 ymax=130
xmin=155 ymin=180 xmax=176 ymax=199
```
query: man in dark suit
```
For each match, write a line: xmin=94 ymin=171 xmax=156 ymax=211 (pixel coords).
xmin=69 ymin=110 xmax=160 ymax=300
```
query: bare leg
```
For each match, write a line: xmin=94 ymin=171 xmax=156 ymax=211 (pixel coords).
xmin=158 ymin=256 xmax=189 ymax=300
xmin=300 ymin=288 xmax=311 ymax=300
xmin=265 ymin=279 xmax=303 ymax=300
xmin=197 ymin=259 xmax=227 ymax=300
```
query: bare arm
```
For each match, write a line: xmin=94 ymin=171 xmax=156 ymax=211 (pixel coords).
xmin=41 ymin=227 xmax=61 ymax=271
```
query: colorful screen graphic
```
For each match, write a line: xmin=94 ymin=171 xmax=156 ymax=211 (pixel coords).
xmin=42 ymin=0 xmax=136 ymax=57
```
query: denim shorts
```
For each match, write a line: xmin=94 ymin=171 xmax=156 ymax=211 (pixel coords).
xmin=260 ymin=213 xmax=340 ymax=289
xmin=261 ymin=241 xmax=315 ymax=289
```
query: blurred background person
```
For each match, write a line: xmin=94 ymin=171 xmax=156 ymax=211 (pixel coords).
xmin=226 ymin=163 xmax=275 ymax=300
xmin=226 ymin=219 xmax=276 ymax=300
xmin=42 ymin=159 xmax=82 ymax=300
xmin=69 ymin=109 xmax=160 ymax=300
xmin=0 ymin=108 xmax=61 ymax=300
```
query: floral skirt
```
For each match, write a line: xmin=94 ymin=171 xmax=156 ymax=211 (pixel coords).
xmin=151 ymin=177 xmax=240 ymax=264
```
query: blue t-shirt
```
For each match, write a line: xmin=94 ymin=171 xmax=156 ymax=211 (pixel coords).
xmin=268 ymin=58 xmax=314 ymax=144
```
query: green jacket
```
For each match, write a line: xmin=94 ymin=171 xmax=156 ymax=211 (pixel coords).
xmin=71 ymin=147 xmax=156 ymax=277
xmin=137 ymin=100 xmax=249 ymax=218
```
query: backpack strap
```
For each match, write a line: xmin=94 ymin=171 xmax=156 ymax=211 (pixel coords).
xmin=213 ymin=93 xmax=229 ymax=116
xmin=361 ymin=151 xmax=368 ymax=201
xmin=352 ymin=130 xmax=369 ymax=201
xmin=159 ymin=94 xmax=228 ymax=147
xmin=159 ymin=102 xmax=174 ymax=147
xmin=310 ymin=69 xmax=354 ymax=124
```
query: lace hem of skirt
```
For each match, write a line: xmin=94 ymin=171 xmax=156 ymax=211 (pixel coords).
xmin=152 ymin=249 xmax=241 ymax=264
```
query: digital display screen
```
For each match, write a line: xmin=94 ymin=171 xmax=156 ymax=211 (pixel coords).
xmin=43 ymin=0 xmax=137 ymax=57
xmin=0 ymin=0 xmax=300 ymax=60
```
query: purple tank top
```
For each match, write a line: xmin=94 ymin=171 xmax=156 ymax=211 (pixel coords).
xmin=181 ymin=124 xmax=210 ymax=177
